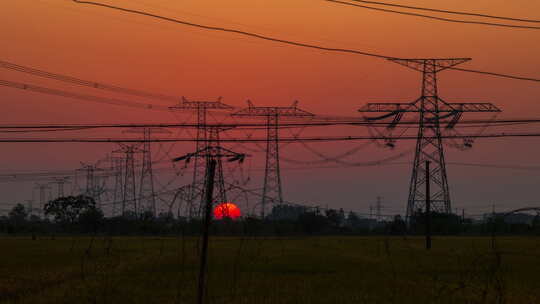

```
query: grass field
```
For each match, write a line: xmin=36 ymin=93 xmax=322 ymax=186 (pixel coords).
xmin=1 ymin=235 xmax=539 ymax=303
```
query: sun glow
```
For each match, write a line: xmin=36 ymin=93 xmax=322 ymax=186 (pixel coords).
xmin=213 ymin=202 xmax=241 ymax=220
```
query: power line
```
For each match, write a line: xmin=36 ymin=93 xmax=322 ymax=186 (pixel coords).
xmin=447 ymin=162 xmax=540 ymax=171
xmin=326 ymin=0 xmax=540 ymax=30
xmin=342 ymin=0 xmax=540 ymax=23
xmin=2 ymin=132 xmax=540 ymax=143
xmin=71 ymin=0 xmax=540 ymax=83
xmin=0 ymin=60 xmax=179 ymax=102
xmin=0 ymin=79 xmax=171 ymax=111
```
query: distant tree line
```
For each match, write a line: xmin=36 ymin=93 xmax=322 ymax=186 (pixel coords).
xmin=1 ymin=197 xmax=539 ymax=236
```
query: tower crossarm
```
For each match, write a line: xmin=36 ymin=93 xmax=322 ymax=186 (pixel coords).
xmin=446 ymin=103 xmax=501 ymax=112
xmin=168 ymin=96 xmax=234 ymax=111
xmin=358 ymin=102 xmax=420 ymax=113
xmin=359 ymin=102 xmax=500 ymax=113
xmin=388 ymin=58 xmax=471 ymax=73
xmin=231 ymin=100 xmax=314 ymax=117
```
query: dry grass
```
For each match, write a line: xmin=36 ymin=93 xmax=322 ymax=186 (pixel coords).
xmin=1 ymin=235 xmax=539 ymax=303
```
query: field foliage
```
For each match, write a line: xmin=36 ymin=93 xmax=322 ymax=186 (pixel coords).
xmin=1 ymin=236 xmax=539 ymax=303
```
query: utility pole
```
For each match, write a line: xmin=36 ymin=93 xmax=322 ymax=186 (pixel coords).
xmin=425 ymin=160 xmax=431 ymax=250
xmin=359 ymin=58 xmax=501 ymax=224
xmin=232 ymin=100 xmax=314 ymax=218
xmin=491 ymin=202 xmax=496 ymax=249
xmin=172 ymin=140 xmax=246 ymax=304
xmin=198 ymin=158 xmax=216 ymax=304
xmin=169 ymin=97 xmax=233 ymax=218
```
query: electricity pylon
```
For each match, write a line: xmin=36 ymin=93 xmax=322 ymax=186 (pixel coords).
xmin=77 ymin=163 xmax=105 ymax=204
xmin=207 ymin=127 xmax=230 ymax=207
xmin=359 ymin=58 xmax=501 ymax=222
xmin=123 ymin=127 xmax=171 ymax=216
xmin=51 ymin=176 xmax=70 ymax=198
xmin=114 ymin=144 xmax=144 ymax=216
xmin=232 ymin=100 xmax=314 ymax=217
xmin=169 ymin=97 xmax=233 ymax=218
xmin=106 ymin=155 xmax=124 ymax=217
xmin=34 ymin=183 xmax=51 ymax=218
xmin=172 ymin=143 xmax=245 ymax=304
xmin=376 ymin=196 xmax=382 ymax=222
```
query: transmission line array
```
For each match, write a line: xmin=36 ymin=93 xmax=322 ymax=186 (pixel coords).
xmin=2 ymin=0 xmax=540 ymax=221
xmin=359 ymin=58 xmax=500 ymax=222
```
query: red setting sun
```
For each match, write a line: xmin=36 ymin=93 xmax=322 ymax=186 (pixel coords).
xmin=213 ymin=202 xmax=241 ymax=220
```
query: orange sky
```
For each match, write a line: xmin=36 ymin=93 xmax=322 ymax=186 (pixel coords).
xmin=1 ymin=0 xmax=540 ymax=214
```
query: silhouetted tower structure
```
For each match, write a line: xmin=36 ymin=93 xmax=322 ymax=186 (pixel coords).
xmin=359 ymin=58 xmax=501 ymax=222
xmin=232 ymin=100 xmax=314 ymax=217
xmin=169 ymin=97 xmax=233 ymax=217
xmin=34 ymin=183 xmax=51 ymax=218
xmin=376 ymin=196 xmax=382 ymax=222
xmin=123 ymin=127 xmax=171 ymax=215
xmin=104 ymin=156 xmax=124 ymax=217
xmin=25 ymin=199 xmax=33 ymax=217
xmin=114 ymin=144 xmax=144 ymax=216
xmin=172 ymin=141 xmax=245 ymax=304
xmin=207 ymin=127 xmax=230 ymax=206
xmin=51 ymin=177 xmax=70 ymax=198
xmin=78 ymin=163 xmax=104 ymax=205
xmin=107 ymin=155 xmax=124 ymax=217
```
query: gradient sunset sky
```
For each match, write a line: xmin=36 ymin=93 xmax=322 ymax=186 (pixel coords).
xmin=1 ymin=0 xmax=540 ymax=216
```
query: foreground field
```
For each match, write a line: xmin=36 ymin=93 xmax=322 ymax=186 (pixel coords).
xmin=1 ymin=235 xmax=539 ymax=303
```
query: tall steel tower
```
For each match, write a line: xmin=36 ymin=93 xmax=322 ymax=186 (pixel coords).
xmin=107 ymin=155 xmax=124 ymax=217
xmin=207 ymin=127 xmax=230 ymax=206
xmin=123 ymin=127 xmax=170 ymax=216
xmin=232 ymin=100 xmax=314 ymax=217
xmin=34 ymin=183 xmax=51 ymax=218
xmin=114 ymin=144 xmax=143 ymax=216
xmin=359 ymin=58 xmax=501 ymax=221
xmin=51 ymin=177 xmax=70 ymax=198
xmin=169 ymin=97 xmax=233 ymax=218
xmin=77 ymin=163 xmax=104 ymax=204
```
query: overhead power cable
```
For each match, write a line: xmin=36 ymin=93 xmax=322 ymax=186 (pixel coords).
xmin=447 ymin=162 xmax=540 ymax=171
xmin=326 ymin=0 xmax=540 ymax=30
xmin=0 ymin=79 xmax=171 ymax=111
xmin=5 ymin=118 xmax=540 ymax=129
xmin=0 ymin=60 xmax=179 ymax=102
xmin=2 ymin=132 xmax=540 ymax=143
xmin=343 ymin=0 xmax=540 ymax=23
xmin=71 ymin=0 xmax=540 ymax=83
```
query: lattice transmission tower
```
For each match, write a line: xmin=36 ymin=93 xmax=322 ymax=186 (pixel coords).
xmin=232 ymin=100 xmax=313 ymax=217
xmin=102 ymin=154 xmax=124 ymax=217
xmin=359 ymin=58 xmax=501 ymax=221
xmin=110 ymin=155 xmax=124 ymax=217
xmin=207 ymin=127 xmax=230 ymax=206
xmin=169 ymin=97 xmax=233 ymax=218
xmin=114 ymin=144 xmax=144 ymax=216
xmin=123 ymin=127 xmax=170 ymax=216
xmin=33 ymin=183 xmax=51 ymax=218
xmin=77 ymin=163 xmax=105 ymax=205
xmin=51 ymin=176 xmax=70 ymax=198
